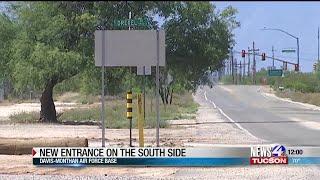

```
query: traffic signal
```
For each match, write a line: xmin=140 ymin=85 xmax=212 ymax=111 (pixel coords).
xmin=295 ymin=64 xmax=299 ymax=71
xmin=241 ymin=50 xmax=245 ymax=58
xmin=313 ymin=63 xmax=317 ymax=71
xmin=262 ymin=53 xmax=266 ymax=61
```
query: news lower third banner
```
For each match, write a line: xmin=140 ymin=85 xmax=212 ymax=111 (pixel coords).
xmin=32 ymin=145 xmax=320 ymax=167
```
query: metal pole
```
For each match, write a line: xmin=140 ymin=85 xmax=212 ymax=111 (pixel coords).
xmin=252 ymin=41 xmax=256 ymax=84
xmin=229 ymin=59 xmax=232 ymax=76
xmin=143 ymin=66 xmax=146 ymax=127
xmin=297 ymin=37 xmax=300 ymax=71
xmin=318 ymin=27 xmax=320 ymax=63
xmin=239 ymin=61 xmax=242 ymax=83
xmin=101 ymin=30 xmax=106 ymax=147
xmin=247 ymin=47 xmax=250 ymax=77
xmin=156 ymin=30 xmax=160 ymax=147
xmin=272 ymin=46 xmax=275 ymax=68
xmin=235 ymin=58 xmax=237 ymax=85
xmin=128 ymin=11 xmax=133 ymax=147
xmin=243 ymin=56 xmax=246 ymax=79
xmin=231 ymin=50 xmax=234 ymax=84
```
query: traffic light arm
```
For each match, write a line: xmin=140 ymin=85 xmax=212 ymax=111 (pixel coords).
xmin=233 ymin=50 xmax=296 ymax=65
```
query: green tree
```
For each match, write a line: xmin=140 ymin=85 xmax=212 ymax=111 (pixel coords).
xmin=160 ymin=2 xmax=239 ymax=103
xmin=11 ymin=2 xmax=95 ymax=122
xmin=7 ymin=1 xmax=239 ymax=122
xmin=8 ymin=1 xmax=168 ymax=122
xmin=0 ymin=13 xmax=16 ymax=82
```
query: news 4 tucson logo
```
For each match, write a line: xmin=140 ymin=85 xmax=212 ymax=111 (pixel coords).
xmin=250 ymin=145 xmax=288 ymax=165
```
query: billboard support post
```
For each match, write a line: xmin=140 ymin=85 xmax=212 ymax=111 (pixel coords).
xmin=156 ymin=30 xmax=160 ymax=147
xmin=101 ymin=30 xmax=106 ymax=147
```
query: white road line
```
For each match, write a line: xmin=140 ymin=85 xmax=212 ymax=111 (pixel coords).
xmin=204 ymin=91 xmax=216 ymax=108
xmin=204 ymin=91 xmax=207 ymax=101
xmin=204 ymin=90 xmax=264 ymax=141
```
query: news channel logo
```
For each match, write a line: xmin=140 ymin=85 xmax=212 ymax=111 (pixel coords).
xmin=272 ymin=145 xmax=286 ymax=157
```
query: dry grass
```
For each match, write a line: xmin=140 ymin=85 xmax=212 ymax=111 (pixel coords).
xmin=276 ymin=91 xmax=320 ymax=106
xmin=9 ymin=92 xmax=199 ymax=129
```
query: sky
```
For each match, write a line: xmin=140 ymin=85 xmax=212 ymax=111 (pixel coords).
xmin=214 ymin=1 xmax=320 ymax=72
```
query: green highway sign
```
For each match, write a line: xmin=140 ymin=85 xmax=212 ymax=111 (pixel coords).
xmin=268 ymin=69 xmax=283 ymax=76
xmin=113 ymin=18 xmax=149 ymax=27
xmin=282 ymin=49 xmax=296 ymax=53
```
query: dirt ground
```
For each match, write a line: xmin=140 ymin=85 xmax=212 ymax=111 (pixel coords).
xmin=0 ymin=88 xmax=319 ymax=179
xmin=0 ymin=102 xmax=79 ymax=122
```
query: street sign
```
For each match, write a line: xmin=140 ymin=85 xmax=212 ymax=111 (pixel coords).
xmin=113 ymin=18 xmax=149 ymax=27
xmin=268 ymin=69 xmax=283 ymax=76
xmin=137 ymin=66 xmax=151 ymax=75
xmin=95 ymin=30 xmax=165 ymax=67
xmin=282 ymin=49 xmax=296 ymax=53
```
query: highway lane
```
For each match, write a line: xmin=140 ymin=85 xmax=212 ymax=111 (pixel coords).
xmin=205 ymin=85 xmax=320 ymax=146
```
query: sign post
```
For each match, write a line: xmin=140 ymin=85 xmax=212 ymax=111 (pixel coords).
xmin=101 ymin=30 xmax=106 ymax=147
xmin=95 ymin=30 xmax=165 ymax=148
xmin=143 ymin=67 xmax=146 ymax=136
xmin=137 ymin=93 xmax=144 ymax=147
xmin=128 ymin=11 xmax=132 ymax=147
xmin=156 ymin=30 xmax=160 ymax=147
xmin=137 ymin=66 xmax=151 ymax=143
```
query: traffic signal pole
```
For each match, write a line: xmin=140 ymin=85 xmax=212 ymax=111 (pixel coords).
xmin=272 ymin=46 xmax=275 ymax=68
xmin=247 ymin=47 xmax=251 ymax=77
xmin=253 ymin=42 xmax=256 ymax=85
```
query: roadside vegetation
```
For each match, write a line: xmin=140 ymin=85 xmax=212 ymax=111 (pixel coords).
xmin=10 ymin=92 xmax=198 ymax=128
xmin=221 ymin=68 xmax=320 ymax=106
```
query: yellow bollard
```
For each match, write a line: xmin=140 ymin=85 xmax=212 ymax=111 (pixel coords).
xmin=127 ymin=91 xmax=133 ymax=147
xmin=127 ymin=92 xmax=133 ymax=120
xmin=137 ymin=93 xmax=144 ymax=147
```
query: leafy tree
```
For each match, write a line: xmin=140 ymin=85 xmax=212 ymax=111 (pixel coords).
xmin=6 ymin=1 xmax=239 ymax=122
xmin=0 ymin=13 xmax=16 ymax=82
xmin=8 ymin=1 xmax=167 ymax=122
xmin=159 ymin=2 xmax=239 ymax=103
xmin=10 ymin=2 xmax=95 ymax=122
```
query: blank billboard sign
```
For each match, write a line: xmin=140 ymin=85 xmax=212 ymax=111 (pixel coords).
xmin=95 ymin=30 xmax=165 ymax=67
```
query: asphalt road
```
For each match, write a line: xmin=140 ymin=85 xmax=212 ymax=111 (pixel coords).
xmin=205 ymin=85 xmax=320 ymax=146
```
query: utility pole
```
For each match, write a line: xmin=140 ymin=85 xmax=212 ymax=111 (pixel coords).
xmin=251 ymin=42 xmax=259 ymax=85
xmin=272 ymin=46 xmax=275 ymax=69
xmin=243 ymin=59 xmax=246 ymax=81
xmin=235 ymin=58 xmax=238 ymax=85
xmin=243 ymin=53 xmax=246 ymax=78
xmin=253 ymin=42 xmax=256 ymax=84
xmin=227 ymin=60 xmax=230 ymax=75
xmin=247 ymin=47 xmax=251 ymax=77
xmin=222 ymin=60 xmax=228 ymax=76
xmin=229 ymin=59 xmax=232 ymax=76
xmin=318 ymin=27 xmax=320 ymax=63
xmin=239 ymin=61 xmax=242 ymax=84
xmin=231 ymin=50 xmax=234 ymax=84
